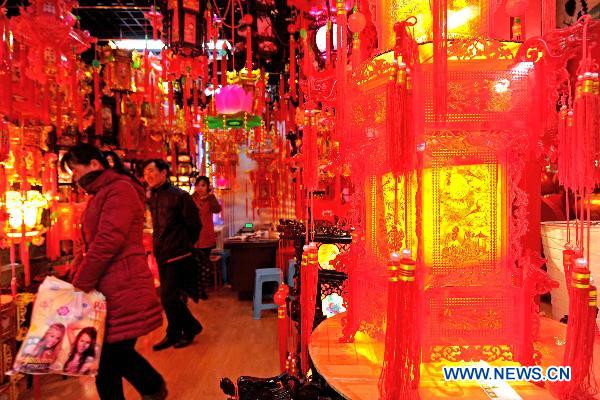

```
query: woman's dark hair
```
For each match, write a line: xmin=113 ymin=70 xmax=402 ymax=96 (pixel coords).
xmin=102 ymin=150 xmax=143 ymax=187
xmin=60 ymin=144 xmax=142 ymax=187
xmin=64 ymin=327 xmax=97 ymax=374
xmin=196 ymin=176 xmax=211 ymax=192
xmin=60 ymin=143 xmax=110 ymax=172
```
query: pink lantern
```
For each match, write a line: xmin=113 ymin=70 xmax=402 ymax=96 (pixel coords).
xmin=216 ymin=175 xmax=229 ymax=189
xmin=214 ymin=84 xmax=254 ymax=115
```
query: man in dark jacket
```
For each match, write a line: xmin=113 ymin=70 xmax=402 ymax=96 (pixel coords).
xmin=143 ymin=159 xmax=203 ymax=351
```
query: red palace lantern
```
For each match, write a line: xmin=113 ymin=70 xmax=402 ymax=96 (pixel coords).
xmin=163 ymin=0 xmax=205 ymax=55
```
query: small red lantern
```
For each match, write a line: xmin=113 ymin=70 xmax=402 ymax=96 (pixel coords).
xmin=348 ymin=10 xmax=366 ymax=33
xmin=163 ymin=0 xmax=204 ymax=55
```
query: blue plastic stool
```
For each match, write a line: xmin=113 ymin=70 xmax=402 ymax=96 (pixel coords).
xmin=211 ymin=248 xmax=231 ymax=284
xmin=253 ymin=268 xmax=282 ymax=319
xmin=287 ymin=259 xmax=296 ymax=288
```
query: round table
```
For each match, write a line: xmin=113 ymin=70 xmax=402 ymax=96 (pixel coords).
xmin=309 ymin=313 xmax=598 ymax=399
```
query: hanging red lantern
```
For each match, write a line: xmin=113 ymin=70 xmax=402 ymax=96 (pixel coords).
xmin=144 ymin=6 xmax=164 ymax=41
xmin=348 ymin=10 xmax=366 ymax=33
xmin=163 ymin=0 xmax=203 ymax=55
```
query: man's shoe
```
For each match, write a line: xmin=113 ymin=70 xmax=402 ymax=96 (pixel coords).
xmin=173 ymin=324 xmax=203 ymax=349
xmin=152 ymin=337 xmax=177 ymax=351
xmin=173 ymin=337 xmax=193 ymax=349
xmin=142 ymin=382 xmax=168 ymax=400
xmin=190 ymin=323 xmax=203 ymax=337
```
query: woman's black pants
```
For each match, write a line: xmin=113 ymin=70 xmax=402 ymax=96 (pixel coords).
xmin=96 ymin=338 xmax=164 ymax=400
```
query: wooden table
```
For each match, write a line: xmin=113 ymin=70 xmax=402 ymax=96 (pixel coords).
xmin=224 ymin=238 xmax=278 ymax=300
xmin=309 ymin=313 xmax=600 ymax=400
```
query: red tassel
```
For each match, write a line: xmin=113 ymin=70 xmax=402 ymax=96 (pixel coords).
xmin=274 ymin=284 xmax=290 ymax=372
xmin=115 ymin=92 xmax=122 ymax=117
xmin=41 ymin=81 xmax=49 ymax=124
xmin=105 ymin=60 xmax=113 ymax=90
xmin=432 ymin=0 xmax=448 ymax=122
xmin=168 ymin=81 xmax=174 ymax=125
xmin=170 ymin=146 xmax=177 ymax=176
xmin=201 ymin=77 xmax=207 ymax=109
xmin=0 ymin=12 xmax=5 ymax=67
xmin=289 ymin=35 xmax=297 ymax=100
xmin=21 ymin=235 xmax=30 ymax=287
xmin=201 ymin=56 xmax=208 ymax=105
xmin=300 ymin=244 xmax=318 ymax=374
xmin=94 ymin=67 xmax=102 ymax=135
xmin=212 ymin=38 xmax=218 ymax=89
xmin=184 ymin=77 xmax=191 ymax=125
xmin=246 ymin=26 xmax=252 ymax=75
xmin=150 ymin=70 xmax=156 ymax=112
xmin=193 ymin=80 xmax=199 ymax=116
xmin=10 ymin=244 xmax=16 ymax=297
xmin=557 ymin=49 xmax=600 ymax=193
xmin=55 ymin=91 xmax=62 ymax=139
xmin=220 ymin=48 xmax=227 ymax=87
xmin=379 ymin=249 xmax=420 ymax=400
xmin=302 ymin=113 xmax=318 ymax=190
xmin=143 ymin=50 xmax=150 ymax=98
xmin=554 ymin=259 xmax=598 ymax=399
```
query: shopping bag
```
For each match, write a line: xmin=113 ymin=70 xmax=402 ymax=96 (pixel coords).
xmin=12 ymin=276 xmax=106 ymax=376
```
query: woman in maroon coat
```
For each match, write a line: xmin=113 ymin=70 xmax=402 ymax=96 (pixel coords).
xmin=63 ymin=144 xmax=166 ymax=400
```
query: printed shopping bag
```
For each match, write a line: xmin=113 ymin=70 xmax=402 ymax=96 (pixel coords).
xmin=12 ymin=276 xmax=106 ymax=376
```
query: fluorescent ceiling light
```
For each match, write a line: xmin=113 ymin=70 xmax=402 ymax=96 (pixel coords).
xmin=110 ymin=39 xmax=165 ymax=51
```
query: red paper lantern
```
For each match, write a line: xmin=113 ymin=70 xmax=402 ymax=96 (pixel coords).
xmin=348 ymin=11 xmax=366 ymax=33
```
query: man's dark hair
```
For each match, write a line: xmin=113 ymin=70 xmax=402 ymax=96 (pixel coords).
xmin=142 ymin=159 xmax=170 ymax=174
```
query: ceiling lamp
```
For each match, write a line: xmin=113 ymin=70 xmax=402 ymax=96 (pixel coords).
xmin=109 ymin=39 xmax=165 ymax=51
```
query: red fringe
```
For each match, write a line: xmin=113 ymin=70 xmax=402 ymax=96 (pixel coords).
xmin=20 ymin=237 xmax=30 ymax=287
xmin=300 ymin=244 xmax=318 ymax=374
xmin=221 ymin=51 xmax=227 ymax=87
xmin=432 ymin=0 xmax=448 ymax=121
xmin=274 ymin=284 xmax=290 ymax=372
xmin=143 ymin=51 xmax=150 ymax=97
xmin=168 ymin=82 xmax=174 ymax=125
xmin=289 ymin=36 xmax=297 ymax=100
xmin=554 ymin=264 xmax=598 ymax=399
xmin=379 ymin=251 xmax=420 ymax=400
xmin=246 ymin=29 xmax=252 ymax=74
xmin=557 ymin=62 xmax=599 ymax=193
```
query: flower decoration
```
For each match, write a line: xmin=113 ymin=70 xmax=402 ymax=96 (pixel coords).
xmin=215 ymin=85 xmax=254 ymax=115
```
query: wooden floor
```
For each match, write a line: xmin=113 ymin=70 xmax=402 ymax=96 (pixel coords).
xmin=17 ymin=288 xmax=280 ymax=399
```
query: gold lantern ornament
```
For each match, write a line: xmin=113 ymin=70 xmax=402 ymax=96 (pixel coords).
xmin=3 ymin=190 xmax=50 ymax=245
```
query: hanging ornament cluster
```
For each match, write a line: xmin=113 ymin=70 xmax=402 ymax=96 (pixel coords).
xmin=1 ymin=0 xmax=94 ymax=133
xmin=163 ymin=0 xmax=204 ymax=55
xmin=554 ymin=21 xmax=600 ymax=395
